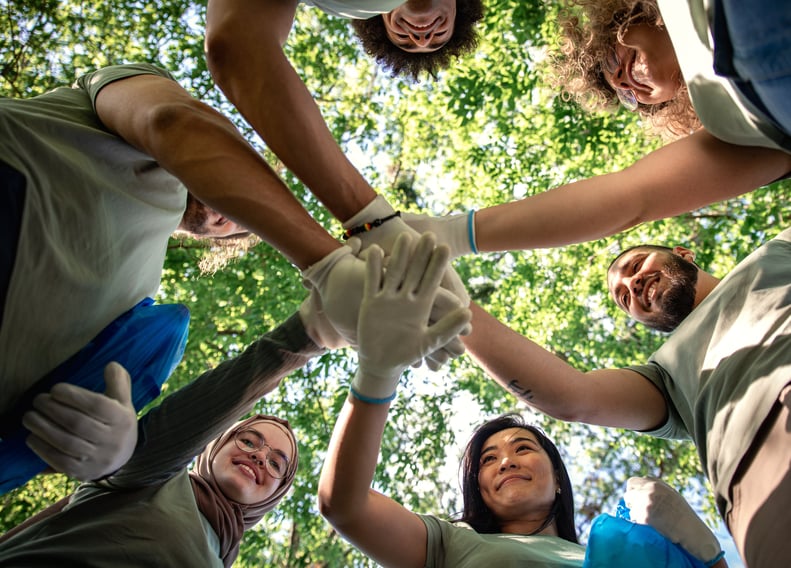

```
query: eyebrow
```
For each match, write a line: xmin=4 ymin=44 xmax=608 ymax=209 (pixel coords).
xmin=481 ymin=436 xmax=539 ymax=456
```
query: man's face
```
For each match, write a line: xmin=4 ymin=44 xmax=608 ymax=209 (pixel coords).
xmin=382 ymin=0 xmax=456 ymax=53
xmin=178 ymin=194 xmax=249 ymax=239
xmin=607 ymin=246 xmax=698 ymax=332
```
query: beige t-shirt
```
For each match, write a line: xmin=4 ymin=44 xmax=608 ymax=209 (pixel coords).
xmin=0 ymin=64 xmax=187 ymax=416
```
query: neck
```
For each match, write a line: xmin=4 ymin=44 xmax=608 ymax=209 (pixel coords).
xmin=693 ymin=270 xmax=721 ymax=308
xmin=500 ymin=515 xmax=559 ymax=537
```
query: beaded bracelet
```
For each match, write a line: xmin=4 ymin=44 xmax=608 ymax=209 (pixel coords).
xmin=342 ymin=211 xmax=401 ymax=240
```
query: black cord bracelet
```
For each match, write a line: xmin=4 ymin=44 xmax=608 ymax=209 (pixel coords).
xmin=342 ymin=211 xmax=401 ymax=240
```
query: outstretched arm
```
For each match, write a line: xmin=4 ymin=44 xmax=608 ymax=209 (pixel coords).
xmin=464 ymin=303 xmax=667 ymax=431
xmin=477 ymin=130 xmax=791 ymax=251
xmin=318 ymin=234 xmax=471 ymax=567
xmin=204 ymin=0 xmax=375 ymax=221
xmin=93 ymin=71 xmax=338 ymax=270
xmin=405 ymin=130 xmax=791 ymax=258
xmin=108 ymin=313 xmax=323 ymax=488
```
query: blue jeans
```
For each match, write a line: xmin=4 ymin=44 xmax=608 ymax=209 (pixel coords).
xmin=714 ymin=0 xmax=791 ymax=136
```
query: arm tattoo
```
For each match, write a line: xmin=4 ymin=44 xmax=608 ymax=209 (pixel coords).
xmin=507 ymin=380 xmax=534 ymax=401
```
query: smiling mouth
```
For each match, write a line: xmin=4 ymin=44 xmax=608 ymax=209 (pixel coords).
xmin=644 ymin=278 xmax=659 ymax=308
xmin=237 ymin=462 xmax=259 ymax=484
xmin=404 ymin=17 xmax=439 ymax=31
xmin=498 ymin=475 xmax=530 ymax=490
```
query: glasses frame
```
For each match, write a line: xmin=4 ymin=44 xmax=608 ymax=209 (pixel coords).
xmin=233 ymin=428 xmax=290 ymax=479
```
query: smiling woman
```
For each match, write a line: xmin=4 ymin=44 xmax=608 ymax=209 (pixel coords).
xmin=0 ymin=313 xmax=320 ymax=568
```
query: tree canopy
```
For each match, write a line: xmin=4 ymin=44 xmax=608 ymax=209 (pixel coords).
xmin=1 ymin=0 xmax=788 ymax=565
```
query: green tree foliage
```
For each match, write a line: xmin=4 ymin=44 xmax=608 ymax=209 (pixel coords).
xmin=1 ymin=0 xmax=789 ymax=565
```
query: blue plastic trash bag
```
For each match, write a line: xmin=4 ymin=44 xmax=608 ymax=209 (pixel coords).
xmin=0 ymin=297 xmax=189 ymax=494
xmin=583 ymin=499 xmax=708 ymax=568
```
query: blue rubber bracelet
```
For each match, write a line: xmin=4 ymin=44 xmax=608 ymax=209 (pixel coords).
xmin=705 ymin=551 xmax=725 ymax=567
xmin=467 ymin=210 xmax=478 ymax=254
xmin=349 ymin=386 xmax=396 ymax=405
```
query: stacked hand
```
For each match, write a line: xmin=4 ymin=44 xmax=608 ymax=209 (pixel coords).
xmin=22 ymin=362 xmax=138 ymax=481
xmin=402 ymin=210 xmax=475 ymax=259
xmin=342 ymin=196 xmax=470 ymax=306
xmin=351 ymin=232 xmax=472 ymax=403
xmin=624 ymin=477 xmax=723 ymax=564
xmin=301 ymin=227 xmax=471 ymax=369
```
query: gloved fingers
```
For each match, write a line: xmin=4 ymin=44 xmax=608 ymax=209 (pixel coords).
xmin=23 ymin=407 xmax=97 ymax=461
xmin=424 ymin=308 xmax=473 ymax=354
xmin=399 ymin=233 xmax=438 ymax=295
xmin=103 ymin=362 xmax=133 ymax=406
xmin=29 ymin=390 xmax=112 ymax=443
xmin=440 ymin=267 xmax=470 ymax=307
xmin=345 ymin=236 xmax=363 ymax=256
xmin=430 ymin=288 xmax=471 ymax=333
xmin=381 ymin=233 xmax=416 ymax=294
xmin=362 ymin=244 xmax=385 ymax=297
xmin=25 ymin=430 xmax=95 ymax=479
xmin=412 ymin=239 xmax=450 ymax=297
xmin=441 ymin=335 xmax=467 ymax=358
xmin=424 ymin=354 xmax=447 ymax=372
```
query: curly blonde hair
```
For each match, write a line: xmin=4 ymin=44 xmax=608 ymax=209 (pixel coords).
xmin=549 ymin=0 xmax=700 ymax=140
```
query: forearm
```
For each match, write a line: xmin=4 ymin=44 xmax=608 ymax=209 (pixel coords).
xmin=475 ymin=130 xmax=791 ymax=253
xmin=205 ymin=0 xmax=376 ymax=222
xmin=94 ymin=74 xmax=338 ymax=269
xmin=464 ymin=303 xmax=666 ymax=430
xmin=318 ymin=396 xmax=389 ymax=526
xmin=110 ymin=314 xmax=322 ymax=488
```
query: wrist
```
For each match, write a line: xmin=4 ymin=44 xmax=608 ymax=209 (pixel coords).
xmin=466 ymin=210 xmax=478 ymax=254
xmin=342 ymin=195 xmax=394 ymax=229
xmin=350 ymin=367 xmax=401 ymax=403
xmin=349 ymin=386 xmax=396 ymax=405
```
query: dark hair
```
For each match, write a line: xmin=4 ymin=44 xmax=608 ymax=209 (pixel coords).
xmin=350 ymin=0 xmax=485 ymax=80
xmin=607 ymin=244 xmax=673 ymax=272
xmin=457 ymin=413 xmax=579 ymax=544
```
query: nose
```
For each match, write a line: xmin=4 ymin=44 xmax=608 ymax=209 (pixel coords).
xmin=610 ymin=65 xmax=631 ymax=90
xmin=403 ymin=26 xmax=436 ymax=47
xmin=250 ymin=453 xmax=264 ymax=467
xmin=624 ymin=273 xmax=645 ymax=298
xmin=498 ymin=456 xmax=517 ymax=472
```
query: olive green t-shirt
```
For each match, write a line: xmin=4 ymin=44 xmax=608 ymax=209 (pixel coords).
xmin=421 ymin=514 xmax=585 ymax=568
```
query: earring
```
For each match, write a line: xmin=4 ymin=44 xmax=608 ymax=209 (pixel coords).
xmin=556 ymin=488 xmax=561 ymax=495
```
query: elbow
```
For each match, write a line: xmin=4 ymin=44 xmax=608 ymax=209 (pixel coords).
xmin=204 ymin=26 xmax=236 ymax=93
xmin=143 ymin=99 xmax=220 ymax=143
xmin=317 ymin=485 xmax=346 ymax=527
xmin=316 ymin=480 xmax=363 ymax=530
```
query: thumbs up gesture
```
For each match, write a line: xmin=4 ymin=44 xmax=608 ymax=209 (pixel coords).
xmin=22 ymin=362 xmax=139 ymax=481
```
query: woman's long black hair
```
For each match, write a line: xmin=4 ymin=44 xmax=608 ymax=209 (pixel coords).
xmin=456 ymin=413 xmax=579 ymax=543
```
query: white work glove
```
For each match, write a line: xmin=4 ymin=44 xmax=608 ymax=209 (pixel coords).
xmin=301 ymin=241 xmax=368 ymax=347
xmin=624 ymin=477 xmax=723 ymax=565
xmin=22 ymin=362 xmax=138 ymax=481
xmin=342 ymin=196 xmax=470 ymax=306
xmin=401 ymin=211 xmax=477 ymax=259
xmin=351 ymin=232 xmax=472 ymax=403
xmin=299 ymin=288 xmax=349 ymax=350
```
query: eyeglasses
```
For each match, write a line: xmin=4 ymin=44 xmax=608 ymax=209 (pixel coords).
xmin=601 ymin=49 xmax=639 ymax=111
xmin=233 ymin=428 xmax=290 ymax=479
